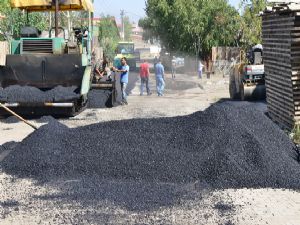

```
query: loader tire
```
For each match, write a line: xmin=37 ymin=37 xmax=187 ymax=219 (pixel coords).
xmin=240 ymin=83 xmax=245 ymax=101
xmin=229 ymin=81 xmax=239 ymax=100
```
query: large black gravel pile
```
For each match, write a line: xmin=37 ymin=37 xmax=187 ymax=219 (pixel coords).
xmin=1 ymin=101 xmax=300 ymax=189
xmin=0 ymin=85 xmax=79 ymax=103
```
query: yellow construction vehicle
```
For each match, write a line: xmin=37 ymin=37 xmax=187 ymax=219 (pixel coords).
xmin=229 ymin=44 xmax=266 ymax=100
xmin=0 ymin=0 xmax=112 ymax=116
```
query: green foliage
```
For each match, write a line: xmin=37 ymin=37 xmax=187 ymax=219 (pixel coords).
xmin=0 ymin=0 xmax=47 ymax=41
xmin=239 ymin=0 xmax=267 ymax=49
xmin=142 ymin=0 xmax=240 ymax=59
xmin=98 ymin=16 xmax=120 ymax=59
xmin=138 ymin=17 xmax=156 ymax=43
xmin=291 ymin=124 xmax=300 ymax=144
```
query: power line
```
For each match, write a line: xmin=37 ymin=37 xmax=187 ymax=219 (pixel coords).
xmin=120 ymin=9 xmax=125 ymax=40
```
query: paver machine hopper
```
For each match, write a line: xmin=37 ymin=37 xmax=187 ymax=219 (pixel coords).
xmin=229 ymin=44 xmax=266 ymax=100
xmin=0 ymin=0 xmax=94 ymax=116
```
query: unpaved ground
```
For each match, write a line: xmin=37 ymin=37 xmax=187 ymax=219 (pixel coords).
xmin=0 ymin=73 xmax=300 ymax=225
xmin=0 ymin=73 xmax=227 ymax=143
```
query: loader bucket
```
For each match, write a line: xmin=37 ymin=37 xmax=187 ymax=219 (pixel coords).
xmin=0 ymin=54 xmax=91 ymax=116
xmin=0 ymin=54 xmax=86 ymax=89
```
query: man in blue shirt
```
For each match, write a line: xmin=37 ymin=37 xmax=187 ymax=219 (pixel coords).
xmin=114 ymin=57 xmax=129 ymax=105
xmin=155 ymin=58 xmax=165 ymax=96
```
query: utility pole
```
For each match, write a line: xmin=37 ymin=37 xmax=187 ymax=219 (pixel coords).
xmin=67 ymin=11 xmax=71 ymax=39
xmin=55 ymin=0 xmax=59 ymax=37
xmin=120 ymin=9 xmax=125 ymax=41
xmin=49 ymin=12 xmax=52 ymax=30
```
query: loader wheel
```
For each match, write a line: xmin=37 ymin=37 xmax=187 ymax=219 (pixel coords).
xmin=240 ymin=83 xmax=255 ymax=101
xmin=240 ymin=83 xmax=264 ymax=101
xmin=240 ymin=83 xmax=246 ymax=101
xmin=229 ymin=81 xmax=239 ymax=100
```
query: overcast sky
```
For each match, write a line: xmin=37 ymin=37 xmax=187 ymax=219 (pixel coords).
xmin=94 ymin=0 xmax=240 ymax=23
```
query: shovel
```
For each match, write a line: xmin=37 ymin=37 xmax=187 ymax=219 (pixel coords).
xmin=0 ymin=103 xmax=38 ymax=130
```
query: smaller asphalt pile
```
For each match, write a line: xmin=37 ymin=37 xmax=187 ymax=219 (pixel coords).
xmin=1 ymin=101 xmax=300 ymax=189
xmin=87 ymin=89 xmax=113 ymax=108
xmin=0 ymin=85 xmax=79 ymax=103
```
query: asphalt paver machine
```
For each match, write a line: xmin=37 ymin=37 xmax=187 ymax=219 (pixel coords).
xmin=0 ymin=0 xmax=96 ymax=115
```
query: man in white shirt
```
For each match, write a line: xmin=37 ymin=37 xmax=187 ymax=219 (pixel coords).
xmin=171 ymin=56 xmax=176 ymax=79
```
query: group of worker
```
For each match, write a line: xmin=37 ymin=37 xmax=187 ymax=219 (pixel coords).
xmin=140 ymin=58 xmax=165 ymax=97
xmin=93 ymin=56 xmax=205 ymax=106
xmin=93 ymin=56 xmax=129 ymax=105
xmin=93 ymin=56 xmax=166 ymax=105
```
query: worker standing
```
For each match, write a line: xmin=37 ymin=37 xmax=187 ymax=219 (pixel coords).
xmin=139 ymin=60 xmax=152 ymax=96
xmin=198 ymin=60 xmax=204 ymax=79
xmin=114 ymin=57 xmax=129 ymax=105
xmin=171 ymin=56 xmax=177 ymax=79
xmin=155 ymin=58 xmax=165 ymax=97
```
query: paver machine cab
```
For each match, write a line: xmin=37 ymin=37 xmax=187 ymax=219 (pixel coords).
xmin=114 ymin=42 xmax=138 ymax=71
xmin=0 ymin=0 xmax=94 ymax=115
xmin=229 ymin=44 xmax=266 ymax=100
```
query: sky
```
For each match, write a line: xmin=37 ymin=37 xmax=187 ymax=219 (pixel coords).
xmin=94 ymin=0 xmax=240 ymax=23
xmin=94 ymin=0 xmax=147 ymax=23
xmin=229 ymin=0 xmax=240 ymax=8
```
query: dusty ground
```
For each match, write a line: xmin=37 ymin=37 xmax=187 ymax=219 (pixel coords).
xmin=0 ymin=72 xmax=300 ymax=225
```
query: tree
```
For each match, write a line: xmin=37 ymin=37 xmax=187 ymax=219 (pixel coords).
xmin=239 ymin=0 xmax=267 ymax=48
xmin=0 ymin=0 xmax=47 ymax=41
xmin=98 ymin=16 xmax=120 ymax=59
xmin=142 ymin=0 xmax=240 ymax=61
xmin=138 ymin=17 xmax=156 ymax=43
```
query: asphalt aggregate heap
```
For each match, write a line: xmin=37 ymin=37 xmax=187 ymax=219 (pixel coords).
xmin=87 ymin=89 xmax=113 ymax=108
xmin=0 ymin=85 xmax=79 ymax=103
xmin=1 ymin=101 xmax=300 ymax=189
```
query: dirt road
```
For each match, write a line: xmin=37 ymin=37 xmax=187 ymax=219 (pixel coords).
xmin=0 ymin=72 xmax=227 ymax=144
xmin=1 ymin=73 xmax=300 ymax=225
